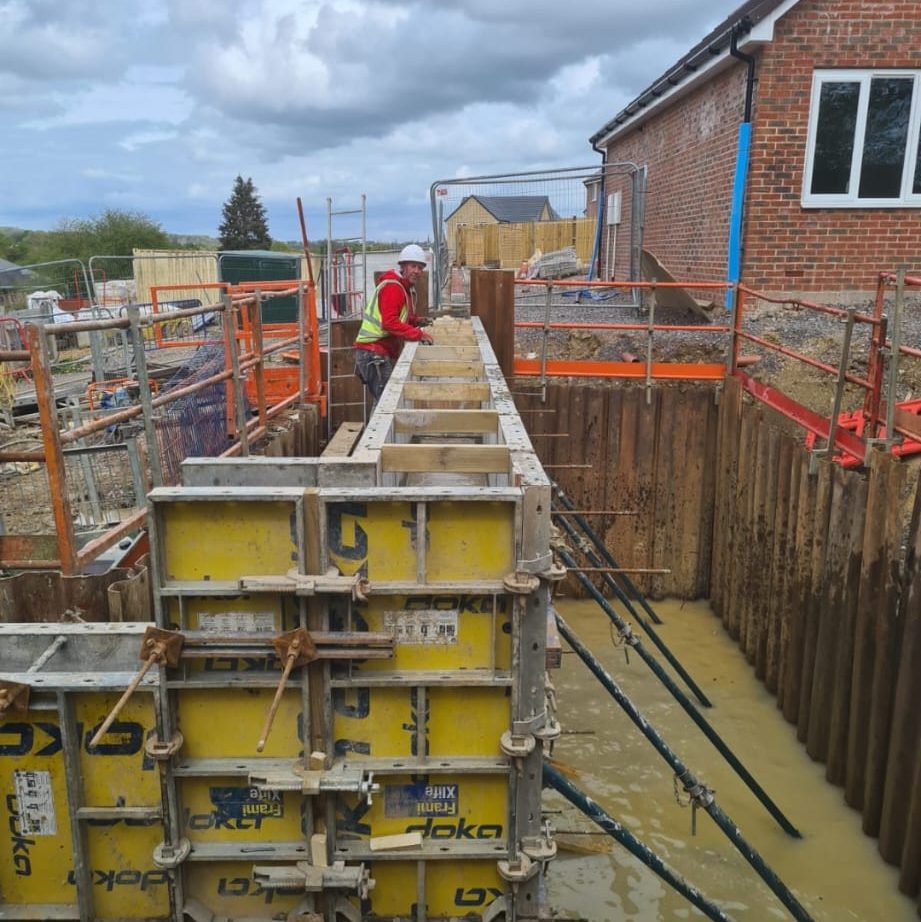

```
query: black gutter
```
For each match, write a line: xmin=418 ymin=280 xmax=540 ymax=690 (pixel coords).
xmin=730 ymin=21 xmax=756 ymax=121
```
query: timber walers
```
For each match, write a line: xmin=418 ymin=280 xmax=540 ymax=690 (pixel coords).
xmin=0 ymin=316 xmax=561 ymax=922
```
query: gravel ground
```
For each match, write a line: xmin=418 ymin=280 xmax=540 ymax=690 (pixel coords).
xmin=512 ymin=282 xmax=921 ymax=416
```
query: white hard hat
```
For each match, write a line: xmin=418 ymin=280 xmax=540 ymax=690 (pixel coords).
xmin=398 ymin=244 xmax=427 ymax=266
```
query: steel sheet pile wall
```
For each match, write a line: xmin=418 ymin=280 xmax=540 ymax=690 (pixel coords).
xmin=513 ymin=381 xmax=719 ymax=599
xmin=0 ymin=317 xmax=557 ymax=922
xmin=711 ymin=376 xmax=921 ymax=907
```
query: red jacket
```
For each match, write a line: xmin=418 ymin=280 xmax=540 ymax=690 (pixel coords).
xmin=354 ymin=269 xmax=425 ymax=360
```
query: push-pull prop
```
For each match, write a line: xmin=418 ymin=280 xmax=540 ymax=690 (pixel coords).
xmin=89 ymin=627 xmax=184 ymax=749
xmin=257 ymin=628 xmax=317 ymax=753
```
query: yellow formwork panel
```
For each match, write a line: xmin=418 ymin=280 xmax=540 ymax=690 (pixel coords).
xmin=332 ymin=687 xmax=416 ymax=759
xmin=181 ymin=780 xmax=303 ymax=844
xmin=0 ymin=695 xmax=166 ymax=919
xmin=364 ymin=860 xmax=505 ymax=918
xmin=168 ymin=595 xmax=290 ymax=632
xmin=176 ymin=688 xmax=303 ymax=759
xmin=327 ymin=501 xmax=416 ymax=581
xmin=183 ymin=862 xmax=303 ymax=918
xmin=339 ymin=773 xmax=508 ymax=840
xmin=427 ymin=687 xmax=509 ymax=758
xmin=86 ymin=824 xmax=170 ymax=919
xmin=161 ymin=500 xmax=300 ymax=581
xmin=326 ymin=500 xmax=517 ymax=582
xmin=332 ymin=686 xmax=509 ymax=760
xmin=426 ymin=502 xmax=514 ymax=581
xmin=347 ymin=595 xmax=512 ymax=673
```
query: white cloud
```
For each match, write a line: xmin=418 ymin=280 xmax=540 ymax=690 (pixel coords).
xmin=1 ymin=0 xmax=734 ymax=238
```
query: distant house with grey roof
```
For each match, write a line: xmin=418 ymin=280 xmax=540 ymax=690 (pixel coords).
xmin=444 ymin=195 xmax=561 ymax=267
xmin=588 ymin=0 xmax=921 ymax=300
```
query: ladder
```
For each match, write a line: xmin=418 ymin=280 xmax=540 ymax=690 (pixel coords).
xmin=325 ymin=195 xmax=368 ymax=438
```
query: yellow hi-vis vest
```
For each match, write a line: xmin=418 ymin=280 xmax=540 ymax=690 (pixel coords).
xmin=355 ymin=278 xmax=413 ymax=344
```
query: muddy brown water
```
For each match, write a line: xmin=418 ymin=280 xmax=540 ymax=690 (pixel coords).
xmin=545 ymin=599 xmax=915 ymax=921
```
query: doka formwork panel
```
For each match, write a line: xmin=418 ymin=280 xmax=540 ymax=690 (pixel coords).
xmin=0 ymin=317 xmax=556 ymax=922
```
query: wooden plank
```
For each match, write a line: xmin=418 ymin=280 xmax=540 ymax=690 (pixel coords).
xmin=329 ymin=318 xmax=364 ymax=430
xmin=695 ymin=388 xmax=720 ymax=599
xmin=727 ymin=405 xmax=756 ymax=643
xmin=780 ymin=449 xmax=814 ymax=723
xmin=607 ymin=388 xmax=658 ymax=601
xmin=749 ymin=424 xmax=778 ymax=674
xmin=807 ymin=463 xmax=854 ymax=764
xmin=765 ymin=433 xmax=794 ymax=693
xmin=712 ymin=376 xmax=742 ymax=621
xmin=862 ymin=465 xmax=913 ymax=837
xmin=404 ymin=382 xmax=490 ymax=403
xmin=321 ymin=421 xmax=363 ymax=458
xmin=470 ymin=268 xmax=515 ymax=378
xmin=797 ymin=457 xmax=834 ymax=744
xmin=411 ymin=359 xmax=485 ymax=378
xmin=894 ymin=405 xmax=921 ymax=440
xmin=878 ymin=477 xmax=921 ymax=863
xmin=393 ymin=409 xmax=498 ymax=435
xmin=419 ymin=346 xmax=481 ymax=361
xmin=380 ymin=444 xmax=510 ymax=474
xmin=773 ymin=436 xmax=801 ymax=707
xmin=826 ymin=469 xmax=868 ymax=786
xmin=900 ymin=744 xmax=921 ymax=897
xmin=846 ymin=450 xmax=905 ymax=813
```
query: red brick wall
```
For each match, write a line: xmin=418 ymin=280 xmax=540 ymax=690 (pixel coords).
xmin=603 ymin=65 xmax=746 ymax=289
xmin=747 ymin=0 xmax=921 ymax=292
xmin=602 ymin=0 xmax=921 ymax=295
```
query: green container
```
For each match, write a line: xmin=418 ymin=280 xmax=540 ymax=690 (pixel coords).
xmin=218 ymin=251 xmax=301 ymax=324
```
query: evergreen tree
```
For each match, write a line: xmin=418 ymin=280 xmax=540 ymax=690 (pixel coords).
xmin=218 ymin=176 xmax=272 ymax=250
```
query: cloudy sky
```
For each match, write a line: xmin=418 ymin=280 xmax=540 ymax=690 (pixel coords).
xmin=2 ymin=0 xmax=734 ymax=242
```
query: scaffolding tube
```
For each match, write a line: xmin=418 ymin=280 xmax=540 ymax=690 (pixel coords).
xmin=552 ymin=479 xmax=665 ymax=626
xmin=553 ymin=506 xmax=712 ymax=708
xmin=543 ymin=761 xmax=734 ymax=922
xmin=554 ymin=544 xmax=801 ymax=839
xmin=555 ymin=613 xmax=814 ymax=922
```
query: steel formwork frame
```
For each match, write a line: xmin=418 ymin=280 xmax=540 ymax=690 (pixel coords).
xmin=0 ymin=317 xmax=557 ymax=922
xmin=429 ymin=164 xmax=646 ymax=311
xmin=0 ymin=285 xmax=323 ymax=576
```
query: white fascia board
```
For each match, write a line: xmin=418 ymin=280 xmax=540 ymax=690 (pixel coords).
xmin=592 ymin=0 xmax=803 ymax=149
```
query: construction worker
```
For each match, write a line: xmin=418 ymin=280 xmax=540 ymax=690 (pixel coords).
xmin=354 ymin=243 xmax=433 ymax=401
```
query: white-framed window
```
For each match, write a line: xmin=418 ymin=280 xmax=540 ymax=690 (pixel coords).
xmin=802 ymin=69 xmax=921 ymax=207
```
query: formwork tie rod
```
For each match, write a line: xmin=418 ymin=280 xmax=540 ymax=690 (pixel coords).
xmin=555 ymin=614 xmax=813 ymax=922
xmin=554 ymin=546 xmax=801 ymax=839
xmin=552 ymin=479 xmax=664 ymax=625
xmin=542 ymin=761 xmax=734 ymax=922
xmin=553 ymin=510 xmax=710 ymax=707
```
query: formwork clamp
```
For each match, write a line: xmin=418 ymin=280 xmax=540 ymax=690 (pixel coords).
xmin=521 ymin=829 xmax=558 ymax=864
xmin=253 ymin=861 xmax=373 ymax=898
xmin=0 ymin=681 xmax=30 ymax=720
xmin=496 ymin=852 xmax=538 ymax=884
xmin=500 ymin=729 xmax=536 ymax=759
xmin=153 ymin=836 xmax=191 ymax=869
xmin=144 ymin=730 xmax=185 ymax=762
xmin=249 ymin=764 xmax=379 ymax=805
xmin=503 ymin=571 xmax=540 ymax=595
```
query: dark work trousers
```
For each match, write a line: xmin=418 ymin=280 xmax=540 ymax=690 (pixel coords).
xmin=354 ymin=348 xmax=394 ymax=403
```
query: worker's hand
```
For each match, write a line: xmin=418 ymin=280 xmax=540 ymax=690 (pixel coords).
xmin=420 ymin=333 xmax=434 ymax=345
